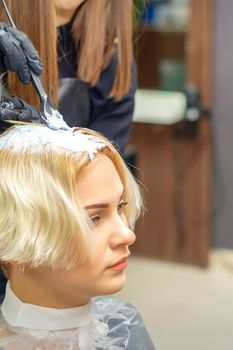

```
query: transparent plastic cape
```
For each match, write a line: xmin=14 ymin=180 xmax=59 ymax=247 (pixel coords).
xmin=0 ymin=297 xmax=156 ymax=350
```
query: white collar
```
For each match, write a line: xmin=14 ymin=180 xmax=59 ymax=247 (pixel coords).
xmin=1 ymin=282 xmax=93 ymax=331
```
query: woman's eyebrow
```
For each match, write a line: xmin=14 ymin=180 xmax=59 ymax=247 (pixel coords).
xmin=85 ymin=203 xmax=109 ymax=209
xmin=85 ymin=188 xmax=125 ymax=210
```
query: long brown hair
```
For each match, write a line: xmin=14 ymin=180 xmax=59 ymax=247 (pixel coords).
xmin=0 ymin=0 xmax=133 ymax=109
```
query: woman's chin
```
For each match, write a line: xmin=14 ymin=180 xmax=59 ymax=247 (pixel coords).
xmin=105 ymin=272 xmax=127 ymax=295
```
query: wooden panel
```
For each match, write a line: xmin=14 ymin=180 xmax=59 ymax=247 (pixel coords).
xmin=130 ymin=119 xmax=212 ymax=266
xmin=128 ymin=0 xmax=213 ymax=266
xmin=187 ymin=0 xmax=213 ymax=108
xmin=136 ymin=29 xmax=186 ymax=88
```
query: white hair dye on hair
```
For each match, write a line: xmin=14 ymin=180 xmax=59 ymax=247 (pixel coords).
xmin=0 ymin=124 xmax=106 ymax=160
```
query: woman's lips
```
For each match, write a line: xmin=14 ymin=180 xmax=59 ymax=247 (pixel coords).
xmin=108 ymin=256 xmax=129 ymax=271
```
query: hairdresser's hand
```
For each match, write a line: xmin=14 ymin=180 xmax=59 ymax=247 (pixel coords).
xmin=0 ymin=96 xmax=41 ymax=122
xmin=0 ymin=22 xmax=43 ymax=84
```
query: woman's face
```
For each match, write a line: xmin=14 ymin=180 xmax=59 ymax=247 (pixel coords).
xmin=55 ymin=0 xmax=86 ymax=26
xmin=14 ymin=154 xmax=136 ymax=308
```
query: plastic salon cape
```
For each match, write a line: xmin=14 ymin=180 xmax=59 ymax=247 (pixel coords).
xmin=0 ymin=284 xmax=155 ymax=350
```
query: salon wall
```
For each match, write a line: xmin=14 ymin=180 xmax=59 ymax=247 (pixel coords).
xmin=213 ymin=0 xmax=233 ymax=248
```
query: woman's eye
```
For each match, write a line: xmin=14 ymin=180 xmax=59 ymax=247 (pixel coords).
xmin=90 ymin=215 xmax=101 ymax=225
xmin=117 ymin=200 xmax=128 ymax=214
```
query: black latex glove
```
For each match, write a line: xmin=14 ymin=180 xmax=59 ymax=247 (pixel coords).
xmin=0 ymin=22 xmax=43 ymax=84
xmin=0 ymin=95 xmax=41 ymax=123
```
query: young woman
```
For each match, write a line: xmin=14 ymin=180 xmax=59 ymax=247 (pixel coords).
xmin=0 ymin=124 xmax=155 ymax=349
xmin=0 ymin=0 xmax=136 ymax=153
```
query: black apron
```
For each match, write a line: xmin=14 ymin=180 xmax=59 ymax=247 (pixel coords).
xmin=58 ymin=77 xmax=90 ymax=128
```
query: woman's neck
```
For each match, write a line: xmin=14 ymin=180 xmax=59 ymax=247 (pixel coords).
xmin=9 ymin=268 xmax=90 ymax=309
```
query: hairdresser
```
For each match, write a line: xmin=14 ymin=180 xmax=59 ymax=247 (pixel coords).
xmin=0 ymin=0 xmax=136 ymax=154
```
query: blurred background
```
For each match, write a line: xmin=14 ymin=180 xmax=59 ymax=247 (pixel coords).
xmin=115 ymin=0 xmax=233 ymax=349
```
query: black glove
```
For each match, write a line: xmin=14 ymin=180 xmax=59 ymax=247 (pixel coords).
xmin=0 ymin=95 xmax=41 ymax=124
xmin=0 ymin=22 xmax=43 ymax=84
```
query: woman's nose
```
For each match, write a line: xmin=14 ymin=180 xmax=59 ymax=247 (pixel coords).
xmin=110 ymin=217 xmax=136 ymax=248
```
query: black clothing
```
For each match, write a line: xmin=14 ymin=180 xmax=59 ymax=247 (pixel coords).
xmin=58 ymin=21 xmax=136 ymax=153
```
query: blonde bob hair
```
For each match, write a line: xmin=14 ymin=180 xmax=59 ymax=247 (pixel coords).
xmin=0 ymin=124 xmax=142 ymax=270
